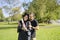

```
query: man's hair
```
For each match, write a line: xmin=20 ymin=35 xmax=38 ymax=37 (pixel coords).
xmin=29 ymin=12 xmax=35 ymax=16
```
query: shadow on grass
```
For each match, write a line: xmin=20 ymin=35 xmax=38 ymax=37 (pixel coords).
xmin=0 ymin=23 xmax=18 ymax=25
xmin=0 ymin=27 xmax=17 ymax=30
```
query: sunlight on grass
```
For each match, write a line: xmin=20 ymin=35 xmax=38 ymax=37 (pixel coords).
xmin=0 ymin=29 xmax=18 ymax=40
xmin=36 ymin=27 xmax=60 ymax=40
xmin=0 ymin=24 xmax=60 ymax=40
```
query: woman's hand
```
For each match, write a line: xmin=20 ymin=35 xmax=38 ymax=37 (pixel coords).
xmin=22 ymin=27 xmax=28 ymax=31
xmin=29 ymin=25 xmax=32 ymax=28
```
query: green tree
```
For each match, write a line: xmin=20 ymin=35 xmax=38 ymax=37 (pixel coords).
xmin=0 ymin=8 xmax=4 ymax=21
xmin=11 ymin=13 xmax=21 ymax=21
xmin=11 ymin=7 xmax=21 ymax=21
xmin=27 ymin=0 xmax=58 ymax=23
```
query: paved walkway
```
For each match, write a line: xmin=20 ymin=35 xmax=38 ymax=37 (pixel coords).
xmin=39 ymin=24 xmax=60 ymax=28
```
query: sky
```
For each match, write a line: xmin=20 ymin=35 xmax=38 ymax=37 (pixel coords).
xmin=0 ymin=0 xmax=32 ymax=17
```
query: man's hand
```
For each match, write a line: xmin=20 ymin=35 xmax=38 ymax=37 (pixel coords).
xmin=29 ymin=21 xmax=32 ymax=28
xmin=29 ymin=25 xmax=32 ymax=30
xmin=32 ymin=26 xmax=39 ymax=30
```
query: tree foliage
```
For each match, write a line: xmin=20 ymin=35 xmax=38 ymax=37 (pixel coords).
xmin=27 ymin=0 xmax=60 ymax=23
xmin=0 ymin=8 xmax=4 ymax=21
xmin=11 ymin=13 xmax=21 ymax=21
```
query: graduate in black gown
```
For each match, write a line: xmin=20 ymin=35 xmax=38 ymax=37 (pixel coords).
xmin=17 ymin=13 xmax=29 ymax=40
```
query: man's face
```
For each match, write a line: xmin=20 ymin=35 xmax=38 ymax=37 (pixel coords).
xmin=29 ymin=14 xmax=35 ymax=20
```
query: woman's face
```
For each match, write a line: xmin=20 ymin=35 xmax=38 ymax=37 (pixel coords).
xmin=23 ymin=15 xmax=28 ymax=21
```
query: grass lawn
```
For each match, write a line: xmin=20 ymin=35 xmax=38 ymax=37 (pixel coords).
xmin=0 ymin=22 xmax=60 ymax=40
xmin=0 ymin=22 xmax=18 ymax=40
xmin=36 ymin=27 xmax=60 ymax=40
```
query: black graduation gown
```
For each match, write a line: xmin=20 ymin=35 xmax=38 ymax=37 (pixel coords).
xmin=17 ymin=20 xmax=29 ymax=40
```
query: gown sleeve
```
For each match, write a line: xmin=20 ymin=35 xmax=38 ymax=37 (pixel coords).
xmin=17 ymin=20 xmax=23 ymax=33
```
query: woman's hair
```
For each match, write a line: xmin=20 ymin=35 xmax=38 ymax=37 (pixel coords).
xmin=22 ymin=12 xmax=29 ymax=18
xmin=22 ymin=12 xmax=29 ymax=21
